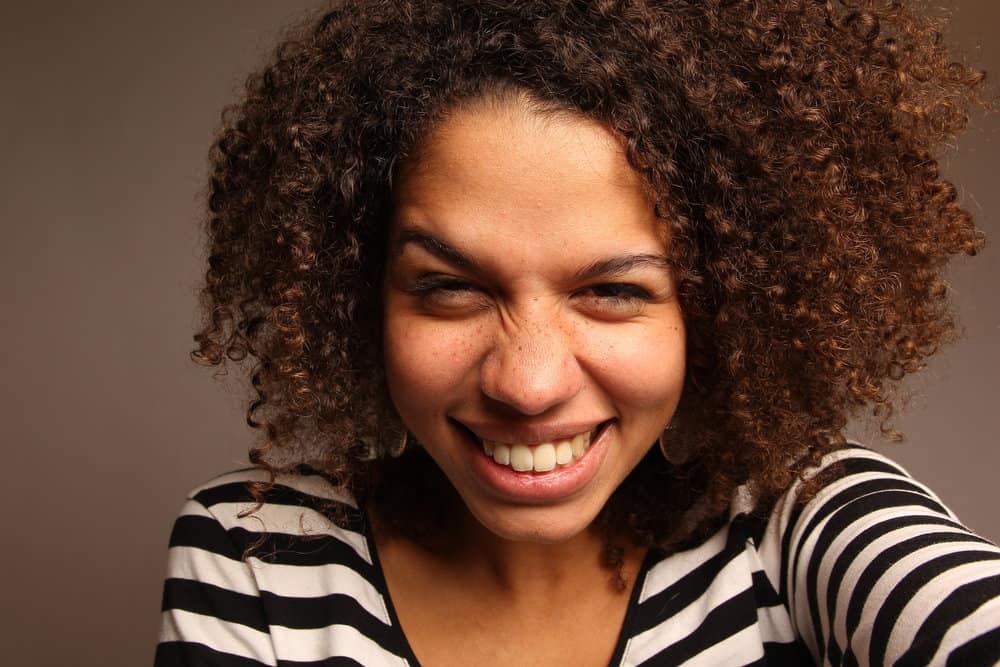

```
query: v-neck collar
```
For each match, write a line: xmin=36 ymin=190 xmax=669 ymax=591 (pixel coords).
xmin=361 ymin=508 xmax=659 ymax=667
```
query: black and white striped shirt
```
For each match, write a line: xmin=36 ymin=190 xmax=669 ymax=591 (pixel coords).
xmin=155 ymin=447 xmax=1000 ymax=665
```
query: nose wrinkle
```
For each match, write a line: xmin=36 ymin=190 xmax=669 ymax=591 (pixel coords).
xmin=481 ymin=321 xmax=583 ymax=415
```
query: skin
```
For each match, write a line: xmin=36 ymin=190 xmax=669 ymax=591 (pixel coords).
xmin=377 ymin=98 xmax=686 ymax=665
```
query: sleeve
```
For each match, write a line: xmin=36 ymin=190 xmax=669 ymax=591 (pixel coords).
xmin=762 ymin=447 xmax=1000 ymax=666
xmin=154 ymin=498 xmax=278 ymax=667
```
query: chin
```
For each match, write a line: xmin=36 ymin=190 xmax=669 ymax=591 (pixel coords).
xmin=463 ymin=497 xmax=604 ymax=545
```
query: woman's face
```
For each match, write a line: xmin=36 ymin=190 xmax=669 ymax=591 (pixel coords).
xmin=383 ymin=100 xmax=685 ymax=544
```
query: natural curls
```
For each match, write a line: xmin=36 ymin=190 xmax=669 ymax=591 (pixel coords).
xmin=193 ymin=0 xmax=986 ymax=554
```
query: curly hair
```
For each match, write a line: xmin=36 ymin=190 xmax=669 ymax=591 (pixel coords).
xmin=194 ymin=0 xmax=986 ymax=559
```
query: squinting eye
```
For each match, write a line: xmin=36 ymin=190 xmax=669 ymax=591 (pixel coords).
xmin=576 ymin=283 xmax=653 ymax=317
xmin=404 ymin=275 xmax=488 ymax=311
xmin=586 ymin=283 xmax=652 ymax=301
xmin=406 ymin=275 xmax=476 ymax=295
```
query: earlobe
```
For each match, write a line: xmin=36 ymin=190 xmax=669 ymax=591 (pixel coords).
xmin=658 ymin=422 xmax=693 ymax=465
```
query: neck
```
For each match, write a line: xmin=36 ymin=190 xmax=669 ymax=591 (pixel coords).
xmin=369 ymin=502 xmax=644 ymax=603
xmin=450 ymin=506 xmax=612 ymax=595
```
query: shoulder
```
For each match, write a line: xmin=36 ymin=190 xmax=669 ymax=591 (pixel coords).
xmin=753 ymin=443 xmax=1000 ymax=665
xmin=762 ymin=443 xmax=963 ymax=545
xmin=168 ymin=467 xmax=372 ymax=566
xmin=159 ymin=472 xmax=401 ymax=665
xmin=188 ymin=466 xmax=356 ymax=507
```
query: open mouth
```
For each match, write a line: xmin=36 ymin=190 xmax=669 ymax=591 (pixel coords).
xmin=454 ymin=420 xmax=613 ymax=473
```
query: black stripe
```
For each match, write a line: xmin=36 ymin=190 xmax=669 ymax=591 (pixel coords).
xmin=276 ymin=658 xmax=367 ymax=667
xmin=640 ymin=586 xmax=757 ymax=665
xmin=163 ymin=578 xmax=268 ymax=633
xmin=731 ymin=511 xmax=769 ymax=548
xmin=223 ymin=527 xmax=374 ymax=574
xmin=194 ymin=481 xmax=268 ymax=507
xmin=869 ymin=550 xmax=1000 ymax=666
xmin=170 ymin=514 xmax=243 ymax=560
xmin=840 ymin=534 xmax=994 ymax=665
xmin=750 ymin=569 xmax=782 ymax=607
xmin=822 ymin=513 xmax=966 ymax=666
xmin=154 ymin=641 xmax=269 ymax=667
xmin=260 ymin=591 xmax=399 ymax=648
xmin=194 ymin=479 xmax=354 ymax=518
xmin=805 ymin=488 xmax=968 ymax=662
xmin=834 ymin=451 xmax=908 ymax=478
xmin=360 ymin=512 xmax=426 ymax=665
xmin=945 ymin=624 xmax=1000 ymax=667
xmin=630 ymin=526 xmax=746 ymax=635
xmin=170 ymin=507 xmax=371 ymax=574
xmin=608 ymin=548 xmax=661 ymax=667
xmin=762 ymin=639 xmax=814 ymax=664
xmin=896 ymin=573 xmax=1000 ymax=666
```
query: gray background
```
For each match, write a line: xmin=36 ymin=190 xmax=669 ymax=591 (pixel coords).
xmin=1 ymin=2 xmax=996 ymax=665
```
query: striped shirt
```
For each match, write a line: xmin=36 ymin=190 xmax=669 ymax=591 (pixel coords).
xmin=155 ymin=447 xmax=1000 ymax=666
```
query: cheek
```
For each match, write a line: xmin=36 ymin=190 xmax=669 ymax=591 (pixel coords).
xmin=383 ymin=313 xmax=486 ymax=411
xmin=584 ymin=321 xmax=686 ymax=409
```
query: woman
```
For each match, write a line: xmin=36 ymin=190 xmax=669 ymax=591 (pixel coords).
xmin=156 ymin=1 xmax=1000 ymax=665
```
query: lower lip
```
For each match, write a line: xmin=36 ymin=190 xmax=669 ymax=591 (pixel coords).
xmin=463 ymin=423 xmax=612 ymax=503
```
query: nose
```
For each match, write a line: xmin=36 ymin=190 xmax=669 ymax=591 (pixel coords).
xmin=479 ymin=317 xmax=584 ymax=416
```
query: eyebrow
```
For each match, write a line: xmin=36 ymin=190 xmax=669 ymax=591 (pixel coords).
xmin=396 ymin=229 xmax=481 ymax=271
xmin=396 ymin=227 xmax=670 ymax=280
xmin=573 ymin=254 xmax=672 ymax=282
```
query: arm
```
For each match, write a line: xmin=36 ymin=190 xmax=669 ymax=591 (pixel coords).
xmin=763 ymin=447 xmax=1000 ymax=666
xmin=155 ymin=498 xmax=277 ymax=667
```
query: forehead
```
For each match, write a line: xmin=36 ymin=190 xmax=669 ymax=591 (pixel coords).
xmin=392 ymin=99 xmax=665 ymax=253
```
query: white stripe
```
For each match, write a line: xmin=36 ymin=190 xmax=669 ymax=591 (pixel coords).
xmin=167 ymin=545 xmax=261 ymax=597
xmin=248 ymin=558 xmax=393 ymax=625
xmin=159 ymin=608 xmax=276 ymax=665
xmin=274 ymin=472 xmax=357 ymax=505
xmin=678 ymin=622 xmax=764 ymax=667
xmin=190 ymin=468 xmax=271 ymax=495
xmin=639 ymin=524 xmax=730 ymax=603
xmin=269 ymin=623 xmax=408 ymax=666
xmin=177 ymin=498 xmax=215 ymax=520
xmin=888 ymin=557 xmax=1000 ymax=660
xmin=209 ymin=500 xmax=372 ymax=565
xmin=755 ymin=601 xmax=797 ymax=644
xmin=624 ymin=550 xmax=752 ymax=665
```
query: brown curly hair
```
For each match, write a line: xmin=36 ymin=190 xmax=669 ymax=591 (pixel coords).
xmin=194 ymin=0 xmax=986 ymax=559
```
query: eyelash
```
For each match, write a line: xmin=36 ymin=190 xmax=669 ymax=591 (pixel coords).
xmin=584 ymin=283 xmax=653 ymax=302
xmin=405 ymin=276 xmax=478 ymax=296
xmin=405 ymin=276 xmax=653 ymax=304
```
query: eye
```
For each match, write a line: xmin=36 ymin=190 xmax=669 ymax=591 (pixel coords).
xmin=575 ymin=283 xmax=653 ymax=317
xmin=586 ymin=283 xmax=652 ymax=300
xmin=404 ymin=275 xmax=488 ymax=312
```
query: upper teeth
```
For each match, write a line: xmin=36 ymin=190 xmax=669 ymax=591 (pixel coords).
xmin=482 ymin=431 xmax=593 ymax=472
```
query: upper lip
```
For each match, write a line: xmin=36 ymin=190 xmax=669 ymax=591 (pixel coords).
xmin=453 ymin=418 xmax=610 ymax=445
